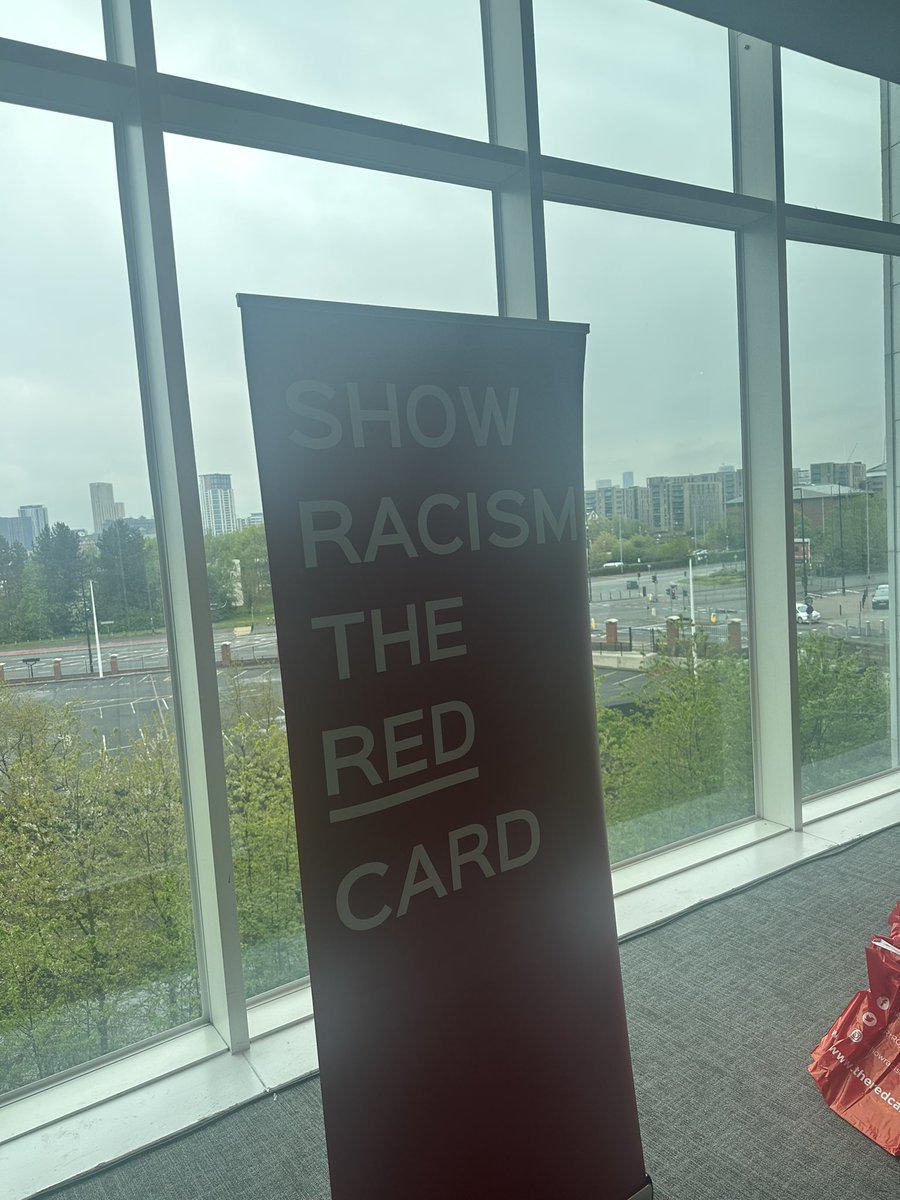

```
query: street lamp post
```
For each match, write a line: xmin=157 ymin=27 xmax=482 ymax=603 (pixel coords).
xmin=837 ymin=482 xmax=846 ymax=595
xmin=89 ymin=579 xmax=104 ymax=679
xmin=80 ymin=575 xmax=94 ymax=674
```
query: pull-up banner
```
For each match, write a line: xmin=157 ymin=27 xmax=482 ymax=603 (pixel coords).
xmin=238 ymin=296 xmax=650 ymax=1200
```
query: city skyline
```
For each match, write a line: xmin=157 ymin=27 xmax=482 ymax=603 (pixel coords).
xmin=0 ymin=450 xmax=883 ymax=550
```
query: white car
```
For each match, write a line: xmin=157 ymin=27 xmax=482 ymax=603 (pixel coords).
xmin=795 ymin=602 xmax=821 ymax=624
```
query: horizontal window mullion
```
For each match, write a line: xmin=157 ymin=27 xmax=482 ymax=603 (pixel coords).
xmin=0 ymin=37 xmax=132 ymax=119
xmin=158 ymin=73 xmax=521 ymax=190
xmin=542 ymin=156 xmax=771 ymax=231
xmin=785 ymin=203 xmax=900 ymax=255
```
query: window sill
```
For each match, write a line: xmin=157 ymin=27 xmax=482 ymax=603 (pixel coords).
xmin=4 ymin=787 xmax=898 ymax=1200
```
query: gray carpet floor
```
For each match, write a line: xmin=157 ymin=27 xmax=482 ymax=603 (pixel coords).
xmin=46 ymin=825 xmax=900 ymax=1200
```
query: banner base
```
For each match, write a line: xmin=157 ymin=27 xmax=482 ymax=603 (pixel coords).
xmin=629 ymin=1179 xmax=654 ymax=1200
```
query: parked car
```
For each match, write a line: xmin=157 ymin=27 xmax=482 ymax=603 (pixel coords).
xmin=795 ymin=601 xmax=821 ymax=624
xmin=872 ymin=584 xmax=890 ymax=609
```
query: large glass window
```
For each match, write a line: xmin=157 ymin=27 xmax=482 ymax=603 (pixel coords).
xmin=787 ymin=242 xmax=892 ymax=796
xmin=0 ymin=0 xmax=105 ymax=58
xmin=0 ymin=104 xmax=199 ymax=1095
xmin=533 ymin=0 xmax=732 ymax=190
xmin=545 ymin=204 xmax=753 ymax=861
xmin=151 ymin=0 xmax=487 ymax=140
xmin=2 ymin=6 xmax=900 ymax=1181
xmin=165 ymin=134 xmax=496 ymax=996
xmin=781 ymin=50 xmax=882 ymax=219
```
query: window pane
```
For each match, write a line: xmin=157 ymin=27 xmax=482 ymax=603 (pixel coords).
xmin=533 ymin=0 xmax=732 ymax=190
xmin=165 ymin=134 xmax=496 ymax=996
xmin=0 ymin=105 xmax=200 ymax=1095
xmin=151 ymin=0 xmax=486 ymax=141
xmin=0 ymin=0 xmax=105 ymax=58
xmin=782 ymin=50 xmax=882 ymax=219
xmin=546 ymin=204 xmax=752 ymax=862
xmin=787 ymin=242 xmax=892 ymax=796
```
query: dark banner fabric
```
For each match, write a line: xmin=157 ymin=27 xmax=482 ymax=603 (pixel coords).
xmin=239 ymin=296 xmax=648 ymax=1200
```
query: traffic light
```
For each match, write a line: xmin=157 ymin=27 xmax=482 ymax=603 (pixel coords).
xmin=652 ymin=574 xmax=657 ymax=584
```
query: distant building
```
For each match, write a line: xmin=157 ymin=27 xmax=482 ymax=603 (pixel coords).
xmin=865 ymin=462 xmax=887 ymax=494
xmin=90 ymin=482 xmax=118 ymax=535
xmin=594 ymin=484 xmax=651 ymax=527
xmin=622 ymin=471 xmax=634 ymax=489
xmin=809 ymin=461 xmax=867 ymax=490
xmin=123 ymin=515 xmax=156 ymax=537
xmin=595 ymin=478 xmax=612 ymax=489
xmin=0 ymin=515 xmax=30 ymax=549
xmin=114 ymin=501 xmax=125 ymax=521
xmin=646 ymin=472 xmax=731 ymax=533
xmin=199 ymin=473 xmax=238 ymax=536
xmin=19 ymin=504 xmax=49 ymax=547
xmin=792 ymin=467 xmax=811 ymax=486
xmin=240 ymin=512 xmax=265 ymax=528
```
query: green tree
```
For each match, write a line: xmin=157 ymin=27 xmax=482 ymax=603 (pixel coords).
xmin=0 ymin=536 xmax=27 ymax=642
xmin=796 ymin=634 xmax=889 ymax=769
xmin=205 ymin=535 xmax=240 ymax=617
xmin=95 ymin=520 xmax=149 ymax=632
xmin=31 ymin=523 xmax=82 ymax=636
xmin=0 ymin=690 xmax=198 ymax=1089
xmin=220 ymin=671 xmax=305 ymax=993
xmin=597 ymin=640 xmax=753 ymax=860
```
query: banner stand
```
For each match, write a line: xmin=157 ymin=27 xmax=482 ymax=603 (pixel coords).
xmin=240 ymin=294 xmax=652 ymax=1200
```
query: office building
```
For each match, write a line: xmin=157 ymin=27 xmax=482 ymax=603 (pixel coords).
xmin=199 ymin=473 xmax=238 ymax=535
xmin=809 ymin=460 xmax=867 ymax=490
xmin=90 ymin=481 xmax=118 ymax=534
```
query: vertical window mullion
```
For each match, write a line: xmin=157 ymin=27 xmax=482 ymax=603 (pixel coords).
xmin=881 ymin=81 xmax=900 ymax=769
xmin=101 ymin=0 xmax=249 ymax=1050
xmin=730 ymin=31 xmax=802 ymax=828
xmin=481 ymin=0 xmax=549 ymax=317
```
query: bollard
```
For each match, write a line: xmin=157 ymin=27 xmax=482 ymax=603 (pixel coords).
xmin=605 ymin=619 xmax=618 ymax=647
xmin=666 ymin=616 xmax=681 ymax=646
xmin=109 ymin=654 xmax=119 ymax=674
xmin=727 ymin=618 xmax=742 ymax=652
xmin=53 ymin=658 xmax=62 ymax=680
xmin=866 ymin=620 xmax=871 ymax=637
xmin=221 ymin=642 xmax=232 ymax=667
xmin=0 ymin=664 xmax=5 ymax=682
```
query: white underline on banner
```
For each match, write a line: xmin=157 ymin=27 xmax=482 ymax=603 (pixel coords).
xmin=329 ymin=767 xmax=480 ymax=823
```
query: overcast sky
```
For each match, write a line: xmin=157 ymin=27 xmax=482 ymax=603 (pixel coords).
xmin=0 ymin=0 xmax=889 ymax=531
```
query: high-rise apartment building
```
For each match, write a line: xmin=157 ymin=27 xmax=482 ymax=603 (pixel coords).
xmin=647 ymin=473 xmax=729 ymax=534
xmin=18 ymin=504 xmax=49 ymax=546
xmin=199 ymin=473 xmax=238 ymax=536
xmin=90 ymin=482 xmax=118 ymax=534
xmin=0 ymin=515 xmax=30 ymax=548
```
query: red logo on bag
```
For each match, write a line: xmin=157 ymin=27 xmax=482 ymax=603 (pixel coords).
xmin=878 ymin=996 xmax=891 ymax=1011
xmin=863 ymin=1012 xmax=878 ymax=1026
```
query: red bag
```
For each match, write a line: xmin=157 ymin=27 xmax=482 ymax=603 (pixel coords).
xmin=809 ymin=902 xmax=900 ymax=1156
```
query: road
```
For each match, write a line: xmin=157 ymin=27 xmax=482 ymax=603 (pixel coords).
xmin=0 ymin=626 xmax=279 ymax=684
xmin=30 ymin=664 xmax=285 ymax=750
xmin=588 ymin=563 xmax=885 ymax=648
